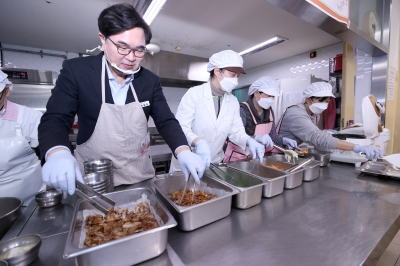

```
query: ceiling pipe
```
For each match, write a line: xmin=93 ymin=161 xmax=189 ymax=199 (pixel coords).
xmin=0 ymin=47 xmax=67 ymax=61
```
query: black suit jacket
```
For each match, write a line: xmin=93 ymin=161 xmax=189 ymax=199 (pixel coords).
xmin=38 ymin=52 xmax=188 ymax=160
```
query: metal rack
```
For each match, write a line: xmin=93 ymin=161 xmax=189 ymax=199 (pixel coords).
xmin=328 ymin=58 xmax=342 ymax=129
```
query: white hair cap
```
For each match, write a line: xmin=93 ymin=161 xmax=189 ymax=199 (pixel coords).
xmin=0 ymin=70 xmax=12 ymax=92
xmin=302 ymin=82 xmax=335 ymax=103
xmin=248 ymin=76 xmax=280 ymax=96
xmin=207 ymin=50 xmax=246 ymax=74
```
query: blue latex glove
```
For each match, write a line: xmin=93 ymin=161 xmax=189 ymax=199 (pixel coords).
xmin=177 ymin=150 xmax=205 ymax=184
xmin=353 ymin=144 xmax=383 ymax=160
xmin=247 ymin=138 xmax=265 ymax=162
xmin=195 ymin=139 xmax=211 ymax=170
xmin=42 ymin=150 xmax=84 ymax=195
xmin=282 ymin=137 xmax=298 ymax=149
xmin=254 ymin=134 xmax=273 ymax=147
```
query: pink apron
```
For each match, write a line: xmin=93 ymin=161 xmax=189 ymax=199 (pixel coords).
xmin=223 ymin=102 xmax=274 ymax=163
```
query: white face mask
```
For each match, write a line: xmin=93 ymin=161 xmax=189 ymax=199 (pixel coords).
xmin=219 ymin=77 xmax=238 ymax=93
xmin=103 ymin=46 xmax=141 ymax=75
xmin=257 ymin=97 xmax=274 ymax=109
xmin=309 ymin=102 xmax=328 ymax=114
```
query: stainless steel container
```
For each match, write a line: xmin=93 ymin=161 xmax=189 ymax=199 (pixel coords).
xmin=0 ymin=198 xmax=22 ymax=240
xmin=82 ymin=171 xmax=114 ymax=194
xmin=204 ymin=166 xmax=265 ymax=209
xmin=34 ymin=190 xmax=62 ymax=208
xmin=303 ymin=149 xmax=331 ymax=167
xmin=265 ymin=155 xmax=321 ymax=182
xmin=63 ymin=187 xmax=177 ymax=266
xmin=261 ymin=157 xmax=304 ymax=189
xmin=0 ymin=260 xmax=7 ymax=266
xmin=226 ymin=161 xmax=287 ymax=197
xmin=0 ymin=234 xmax=41 ymax=266
xmin=153 ymin=173 xmax=238 ymax=231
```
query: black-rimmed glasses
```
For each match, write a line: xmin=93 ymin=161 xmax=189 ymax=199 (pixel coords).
xmin=107 ymin=38 xmax=148 ymax=58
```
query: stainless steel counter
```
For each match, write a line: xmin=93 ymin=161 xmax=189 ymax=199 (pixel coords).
xmin=3 ymin=162 xmax=400 ymax=266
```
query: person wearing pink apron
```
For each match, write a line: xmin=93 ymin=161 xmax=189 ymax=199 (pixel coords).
xmin=277 ymin=82 xmax=383 ymax=160
xmin=224 ymin=76 xmax=297 ymax=162
xmin=39 ymin=4 xmax=205 ymax=195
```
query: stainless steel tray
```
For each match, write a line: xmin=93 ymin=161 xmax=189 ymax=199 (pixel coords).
xmin=63 ymin=187 xmax=177 ymax=266
xmin=260 ymin=157 xmax=304 ymax=189
xmin=357 ymin=161 xmax=400 ymax=178
xmin=266 ymin=155 xmax=321 ymax=181
xmin=204 ymin=166 xmax=265 ymax=209
xmin=153 ymin=173 xmax=238 ymax=231
xmin=302 ymin=149 xmax=331 ymax=167
xmin=226 ymin=161 xmax=287 ymax=198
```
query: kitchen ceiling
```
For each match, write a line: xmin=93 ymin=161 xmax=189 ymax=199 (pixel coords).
xmin=0 ymin=0 xmax=339 ymax=70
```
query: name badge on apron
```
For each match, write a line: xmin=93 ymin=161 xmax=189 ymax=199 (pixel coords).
xmin=140 ymin=101 xmax=150 ymax=107
xmin=140 ymin=132 xmax=150 ymax=155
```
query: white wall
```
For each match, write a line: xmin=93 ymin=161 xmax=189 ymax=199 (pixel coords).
xmin=354 ymin=49 xmax=372 ymax=123
xmin=238 ymin=42 xmax=343 ymax=87
xmin=0 ymin=43 xmax=79 ymax=73
xmin=148 ymin=86 xmax=188 ymax=127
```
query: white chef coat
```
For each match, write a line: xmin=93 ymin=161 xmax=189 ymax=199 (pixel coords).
xmin=0 ymin=100 xmax=44 ymax=205
xmin=0 ymin=101 xmax=42 ymax=147
xmin=170 ymin=82 xmax=249 ymax=172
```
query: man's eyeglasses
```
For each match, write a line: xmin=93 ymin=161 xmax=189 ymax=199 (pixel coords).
xmin=107 ymin=38 xmax=148 ymax=58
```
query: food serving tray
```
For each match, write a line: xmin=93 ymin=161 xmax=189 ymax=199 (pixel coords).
xmin=63 ymin=187 xmax=177 ymax=266
xmin=153 ymin=173 xmax=238 ymax=231
xmin=204 ymin=165 xmax=266 ymax=208
xmin=357 ymin=161 xmax=400 ymax=179
xmin=225 ymin=161 xmax=287 ymax=197
xmin=260 ymin=157 xmax=304 ymax=189
xmin=266 ymin=155 xmax=321 ymax=181
xmin=302 ymin=149 xmax=331 ymax=167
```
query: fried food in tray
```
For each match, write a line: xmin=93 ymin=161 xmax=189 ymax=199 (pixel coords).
xmin=263 ymin=164 xmax=285 ymax=171
xmin=84 ymin=202 xmax=159 ymax=247
xmin=169 ymin=190 xmax=216 ymax=207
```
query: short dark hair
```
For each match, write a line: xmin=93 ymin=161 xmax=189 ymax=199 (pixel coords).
xmin=310 ymin=96 xmax=330 ymax=102
xmin=209 ymin=68 xmax=224 ymax=79
xmin=98 ymin=3 xmax=152 ymax=44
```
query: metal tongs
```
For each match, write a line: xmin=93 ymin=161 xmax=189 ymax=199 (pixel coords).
xmin=210 ymin=163 xmax=235 ymax=180
xmin=75 ymin=181 xmax=115 ymax=214
xmin=286 ymin=157 xmax=315 ymax=173
xmin=273 ymin=144 xmax=299 ymax=163
xmin=178 ymin=174 xmax=196 ymax=206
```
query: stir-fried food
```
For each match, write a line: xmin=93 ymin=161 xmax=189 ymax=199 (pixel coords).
xmin=298 ymin=149 xmax=309 ymax=155
xmin=84 ymin=202 xmax=159 ymax=247
xmin=170 ymin=190 xmax=216 ymax=206
xmin=264 ymin=164 xmax=285 ymax=171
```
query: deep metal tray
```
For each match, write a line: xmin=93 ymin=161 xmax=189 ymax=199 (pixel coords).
xmin=266 ymin=155 xmax=321 ymax=181
xmin=260 ymin=157 xmax=304 ymax=189
xmin=153 ymin=173 xmax=238 ymax=231
xmin=302 ymin=149 xmax=331 ymax=167
xmin=357 ymin=161 xmax=400 ymax=179
xmin=204 ymin=166 xmax=265 ymax=209
xmin=226 ymin=161 xmax=287 ymax=198
xmin=63 ymin=187 xmax=177 ymax=266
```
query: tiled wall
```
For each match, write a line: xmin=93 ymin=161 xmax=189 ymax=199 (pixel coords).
xmin=0 ymin=43 xmax=79 ymax=73
xmin=238 ymin=42 xmax=343 ymax=87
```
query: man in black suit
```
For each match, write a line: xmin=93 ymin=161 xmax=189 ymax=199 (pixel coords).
xmin=39 ymin=3 xmax=205 ymax=195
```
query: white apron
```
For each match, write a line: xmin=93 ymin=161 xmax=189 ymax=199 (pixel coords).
xmin=74 ymin=56 xmax=154 ymax=186
xmin=0 ymin=121 xmax=44 ymax=205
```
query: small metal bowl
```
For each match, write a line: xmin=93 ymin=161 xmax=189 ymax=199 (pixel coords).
xmin=35 ymin=191 xmax=62 ymax=208
xmin=0 ymin=234 xmax=41 ymax=266
xmin=0 ymin=260 xmax=8 ymax=266
xmin=0 ymin=198 xmax=22 ymax=240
